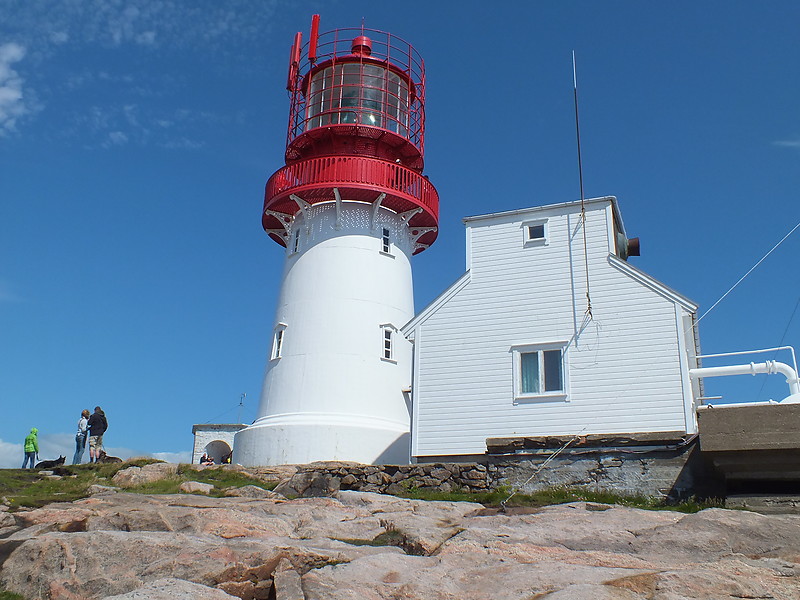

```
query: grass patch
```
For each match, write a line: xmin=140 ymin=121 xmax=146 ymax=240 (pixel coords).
xmin=0 ymin=459 xmax=165 ymax=509
xmin=0 ymin=591 xmax=27 ymax=600
xmin=0 ymin=461 xmax=279 ymax=509
xmin=397 ymin=485 xmax=725 ymax=513
xmin=124 ymin=477 xmax=186 ymax=495
xmin=175 ymin=466 xmax=277 ymax=496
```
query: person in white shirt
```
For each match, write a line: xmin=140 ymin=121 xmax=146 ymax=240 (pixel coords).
xmin=72 ymin=409 xmax=90 ymax=465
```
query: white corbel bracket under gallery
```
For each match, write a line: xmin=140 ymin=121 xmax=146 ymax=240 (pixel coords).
xmin=371 ymin=193 xmax=387 ymax=230
xmin=409 ymin=226 xmax=437 ymax=246
xmin=289 ymin=194 xmax=312 ymax=234
xmin=263 ymin=209 xmax=294 ymax=241
xmin=396 ymin=207 xmax=423 ymax=226
xmin=333 ymin=188 xmax=343 ymax=230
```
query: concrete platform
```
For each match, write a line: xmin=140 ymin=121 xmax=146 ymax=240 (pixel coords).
xmin=698 ymin=403 xmax=800 ymax=483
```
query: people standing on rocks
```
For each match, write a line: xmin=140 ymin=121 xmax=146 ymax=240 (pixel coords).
xmin=21 ymin=427 xmax=39 ymax=469
xmin=200 ymin=452 xmax=214 ymax=465
xmin=72 ymin=409 xmax=90 ymax=465
xmin=87 ymin=406 xmax=108 ymax=464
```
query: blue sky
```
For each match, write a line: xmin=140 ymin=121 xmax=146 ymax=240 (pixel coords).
xmin=1 ymin=1 xmax=798 ymax=467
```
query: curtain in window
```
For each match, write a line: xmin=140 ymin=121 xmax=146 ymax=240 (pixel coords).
xmin=520 ymin=352 xmax=539 ymax=394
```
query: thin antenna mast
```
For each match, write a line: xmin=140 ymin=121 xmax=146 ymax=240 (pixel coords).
xmin=573 ymin=51 xmax=592 ymax=319
xmin=237 ymin=393 xmax=246 ymax=424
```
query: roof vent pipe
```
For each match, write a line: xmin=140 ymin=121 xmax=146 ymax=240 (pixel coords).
xmin=616 ymin=232 xmax=641 ymax=261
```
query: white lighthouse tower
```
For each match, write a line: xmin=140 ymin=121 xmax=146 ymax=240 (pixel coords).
xmin=233 ymin=16 xmax=439 ymax=466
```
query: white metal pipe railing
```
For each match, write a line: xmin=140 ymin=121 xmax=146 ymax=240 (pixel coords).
xmin=693 ymin=346 xmax=798 ymax=380
xmin=689 ymin=360 xmax=800 ymax=398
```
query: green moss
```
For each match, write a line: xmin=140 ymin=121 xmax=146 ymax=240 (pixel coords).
xmin=0 ymin=589 xmax=28 ymax=599
xmin=397 ymin=485 xmax=725 ymax=513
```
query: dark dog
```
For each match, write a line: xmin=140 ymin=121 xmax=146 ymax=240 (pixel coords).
xmin=97 ymin=451 xmax=123 ymax=463
xmin=35 ymin=455 xmax=66 ymax=469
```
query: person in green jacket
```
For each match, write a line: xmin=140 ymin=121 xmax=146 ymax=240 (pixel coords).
xmin=22 ymin=428 xmax=39 ymax=469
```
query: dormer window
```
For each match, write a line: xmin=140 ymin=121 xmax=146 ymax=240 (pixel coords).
xmin=522 ymin=219 xmax=548 ymax=247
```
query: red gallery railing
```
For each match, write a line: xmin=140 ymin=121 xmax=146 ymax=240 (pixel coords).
xmin=263 ymin=155 xmax=439 ymax=249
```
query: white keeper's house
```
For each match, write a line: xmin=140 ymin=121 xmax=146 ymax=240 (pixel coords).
xmin=403 ymin=195 xmax=702 ymax=462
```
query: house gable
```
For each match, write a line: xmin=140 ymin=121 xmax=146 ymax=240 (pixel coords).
xmin=408 ymin=197 xmax=699 ymax=459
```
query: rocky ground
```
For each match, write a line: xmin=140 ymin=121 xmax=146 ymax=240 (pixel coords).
xmin=1 ymin=463 xmax=799 ymax=599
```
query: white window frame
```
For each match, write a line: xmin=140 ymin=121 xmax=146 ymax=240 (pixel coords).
xmin=271 ymin=323 xmax=287 ymax=360
xmin=380 ymin=323 xmax=397 ymax=363
xmin=511 ymin=342 xmax=568 ymax=403
xmin=290 ymin=229 xmax=301 ymax=254
xmin=522 ymin=219 xmax=548 ymax=247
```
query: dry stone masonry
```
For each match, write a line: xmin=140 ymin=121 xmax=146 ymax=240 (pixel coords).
xmin=273 ymin=462 xmax=489 ymax=497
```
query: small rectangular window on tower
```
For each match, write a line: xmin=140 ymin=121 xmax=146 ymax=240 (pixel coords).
xmin=292 ymin=229 xmax=300 ymax=254
xmin=271 ymin=325 xmax=286 ymax=360
xmin=383 ymin=328 xmax=392 ymax=359
xmin=380 ymin=324 xmax=397 ymax=362
xmin=381 ymin=227 xmax=391 ymax=254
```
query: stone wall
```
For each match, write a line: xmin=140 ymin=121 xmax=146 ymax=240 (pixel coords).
xmin=274 ymin=462 xmax=489 ymax=498
xmin=488 ymin=444 xmax=723 ymax=500
xmin=271 ymin=442 xmax=723 ymax=501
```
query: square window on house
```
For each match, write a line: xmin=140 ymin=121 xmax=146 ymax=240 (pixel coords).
xmin=513 ymin=344 xmax=567 ymax=400
xmin=522 ymin=219 xmax=548 ymax=247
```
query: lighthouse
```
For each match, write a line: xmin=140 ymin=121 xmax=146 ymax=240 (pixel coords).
xmin=233 ymin=16 xmax=439 ymax=466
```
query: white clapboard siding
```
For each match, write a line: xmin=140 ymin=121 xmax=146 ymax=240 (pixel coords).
xmin=405 ymin=197 xmax=699 ymax=458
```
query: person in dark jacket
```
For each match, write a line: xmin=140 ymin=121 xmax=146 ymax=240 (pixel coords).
xmin=87 ymin=406 xmax=108 ymax=464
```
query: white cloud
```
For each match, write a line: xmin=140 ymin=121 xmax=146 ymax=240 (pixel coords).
xmin=105 ymin=130 xmax=128 ymax=146
xmin=160 ymin=137 xmax=205 ymax=150
xmin=1 ymin=1 xmax=281 ymax=142
xmin=0 ymin=435 xmax=193 ymax=468
xmin=774 ymin=138 xmax=800 ymax=148
xmin=135 ymin=31 xmax=156 ymax=46
xmin=0 ymin=438 xmax=22 ymax=469
xmin=50 ymin=31 xmax=69 ymax=44
xmin=150 ymin=450 xmax=192 ymax=463
xmin=0 ymin=42 xmax=29 ymax=135
xmin=0 ymin=433 xmax=72 ymax=468
xmin=6 ymin=1 xmax=280 ymax=53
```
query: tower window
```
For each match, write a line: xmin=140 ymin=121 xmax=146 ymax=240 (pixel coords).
xmin=271 ymin=325 xmax=287 ymax=360
xmin=381 ymin=227 xmax=391 ymax=254
xmin=292 ymin=229 xmax=300 ymax=253
xmin=380 ymin=324 xmax=397 ymax=362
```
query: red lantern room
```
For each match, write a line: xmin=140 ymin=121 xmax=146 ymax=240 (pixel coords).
xmin=262 ymin=15 xmax=439 ymax=254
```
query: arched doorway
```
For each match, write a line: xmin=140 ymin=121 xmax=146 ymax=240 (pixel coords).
xmin=204 ymin=440 xmax=232 ymax=464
